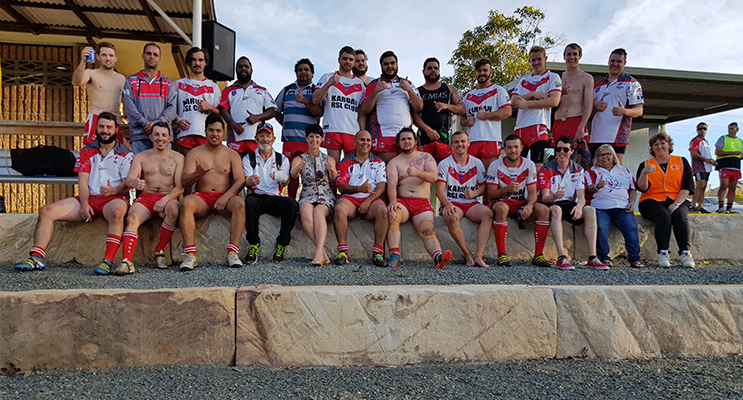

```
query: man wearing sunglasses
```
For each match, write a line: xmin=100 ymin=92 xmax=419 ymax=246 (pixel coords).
xmin=688 ymin=122 xmax=716 ymax=212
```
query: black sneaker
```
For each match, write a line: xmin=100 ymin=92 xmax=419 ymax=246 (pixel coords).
xmin=496 ymin=253 xmax=512 ymax=267
xmin=334 ymin=251 xmax=349 ymax=265
xmin=531 ymin=254 xmax=551 ymax=268
xmin=273 ymin=244 xmax=287 ymax=263
xmin=245 ymin=243 xmax=260 ymax=265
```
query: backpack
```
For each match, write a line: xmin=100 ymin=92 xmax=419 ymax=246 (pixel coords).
xmin=10 ymin=145 xmax=77 ymax=177
xmin=247 ymin=151 xmax=283 ymax=170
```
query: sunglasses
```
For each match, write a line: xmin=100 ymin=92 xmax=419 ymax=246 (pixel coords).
xmin=697 ymin=127 xmax=707 ymax=131
xmin=555 ymin=147 xmax=571 ymax=153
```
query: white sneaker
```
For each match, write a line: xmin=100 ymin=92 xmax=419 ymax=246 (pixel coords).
xmin=681 ymin=250 xmax=695 ymax=268
xmin=226 ymin=251 xmax=243 ymax=268
xmin=658 ymin=250 xmax=671 ymax=268
xmin=154 ymin=251 xmax=168 ymax=269
xmin=179 ymin=253 xmax=198 ymax=271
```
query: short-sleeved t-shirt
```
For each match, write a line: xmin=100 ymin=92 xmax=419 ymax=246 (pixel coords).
xmin=511 ymin=71 xmax=562 ymax=130
xmin=463 ymin=83 xmax=511 ymax=142
xmin=74 ymin=140 xmax=133 ymax=195
xmin=537 ymin=159 xmax=585 ymax=202
xmin=242 ymin=150 xmax=290 ymax=196
xmin=437 ymin=155 xmax=487 ymax=204
xmin=590 ymin=73 xmax=644 ymax=145
xmin=219 ymin=82 xmax=277 ymax=142
xmin=316 ymin=72 xmax=365 ymax=135
xmin=585 ymin=165 xmax=636 ymax=210
xmin=688 ymin=135 xmax=714 ymax=174
xmin=175 ymin=77 xmax=221 ymax=138
xmin=337 ymin=151 xmax=387 ymax=199
xmin=486 ymin=157 xmax=537 ymax=201
xmin=363 ymin=78 xmax=419 ymax=139
xmin=275 ymin=82 xmax=319 ymax=143
xmin=714 ymin=135 xmax=743 ymax=171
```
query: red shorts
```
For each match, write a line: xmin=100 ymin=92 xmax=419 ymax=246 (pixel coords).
xmin=513 ymin=125 xmax=549 ymax=148
xmin=76 ymin=194 xmax=128 ymax=219
xmin=227 ymin=140 xmax=258 ymax=156
xmin=397 ymin=196 xmax=434 ymax=217
xmin=341 ymin=195 xmax=384 ymax=209
xmin=420 ymin=142 xmax=452 ymax=161
xmin=176 ymin=135 xmax=207 ymax=149
xmin=372 ymin=136 xmax=399 ymax=154
xmin=468 ymin=141 xmax=501 ymax=159
xmin=194 ymin=191 xmax=225 ymax=210
xmin=83 ymin=113 xmax=124 ymax=145
xmin=552 ymin=117 xmax=587 ymax=146
xmin=720 ymin=169 xmax=742 ymax=182
xmin=490 ymin=198 xmax=527 ymax=217
xmin=133 ymin=192 xmax=166 ymax=214
xmin=282 ymin=141 xmax=308 ymax=161
xmin=323 ymin=132 xmax=355 ymax=152
xmin=442 ymin=201 xmax=479 ymax=215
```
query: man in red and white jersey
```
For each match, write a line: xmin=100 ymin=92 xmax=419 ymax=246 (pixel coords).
xmin=511 ymin=46 xmax=562 ymax=170
xmin=487 ymin=134 xmax=551 ymax=267
xmin=538 ymin=135 xmax=606 ymax=270
xmin=461 ymin=57 xmax=512 ymax=174
xmin=174 ymin=47 xmax=221 ymax=156
xmin=15 ymin=112 xmax=133 ymax=274
xmin=435 ymin=131 xmax=492 ymax=268
xmin=219 ymin=56 xmax=277 ymax=157
xmin=313 ymin=46 xmax=366 ymax=166
xmin=359 ymin=51 xmax=423 ymax=163
xmin=333 ymin=130 xmax=388 ymax=267
xmin=590 ymin=48 xmax=644 ymax=165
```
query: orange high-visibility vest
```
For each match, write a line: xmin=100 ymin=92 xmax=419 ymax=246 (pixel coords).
xmin=640 ymin=155 xmax=683 ymax=202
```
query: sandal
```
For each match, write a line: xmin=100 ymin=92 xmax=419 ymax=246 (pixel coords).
xmin=631 ymin=261 xmax=645 ymax=268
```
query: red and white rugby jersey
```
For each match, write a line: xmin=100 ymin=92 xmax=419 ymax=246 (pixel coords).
xmin=363 ymin=78 xmax=419 ymax=139
xmin=511 ymin=70 xmax=562 ymax=129
xmin=219 ymin=81 xmax=277 ymax=142
xmin=537 ymin=159 xmax=585 ymax=202
xmin=463 ymin=83 xmax=511 ymax=142
xmin=437 ymin=154 xmax=486 ymax=204
xmin=176 ymin=77 xmax=220 ymax=138
xmin=316 ymin=72 xmax=365 ymax=135
xmin=74 ymin=140 xmax=133 ymax=195
xmin=337 ymin=151 xmax=387 ymax=199
xmin=585 ymin=165 xmax=635 ymax=209
xmin=590 ymin=73 xmax=643 ymax=145
xmin=486 ymin=157 xmax=537 ymax=201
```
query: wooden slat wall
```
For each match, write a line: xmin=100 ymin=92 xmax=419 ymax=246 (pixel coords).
xmin=1 ymin=43 xmax=86 ymax=213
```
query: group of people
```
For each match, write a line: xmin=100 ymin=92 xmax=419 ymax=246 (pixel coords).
xmin=12 ymin=40 xmax=742 ymax=274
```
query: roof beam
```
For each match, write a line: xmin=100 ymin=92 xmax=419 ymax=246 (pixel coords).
xmin=63 ymin=0 xmax=102 ymax=38
xmin=0 ymin=23 xmax=190 ymax=45
xmin=138 ymin=0 xmax=166 ymax=43
xmin=4 ymin=1 xmax=204 ymax=19
xmin=0 ymin=1 xmax=41 ymax=34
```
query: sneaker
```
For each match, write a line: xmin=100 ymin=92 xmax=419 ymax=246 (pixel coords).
xmin=387 ymin=251 xmax=401 ymax=268
xmin=334 ymin=251 xmax=349 ymax=265
xmin=681 ymin=250 xmax=695 ymax=268
xmin=272 ymin=244 xmax=287 ymax=263
xmin=715 ymin=207 xmax=726 ymax=213
xmin=93 ymin=260 xmax=113 ymax=275
xmin=433 ymin=250 xmax=452 ymax=269
xmin=631 ymin=261 xmax=645 ymax=268
xmin=226 ymin=251 xmax=243 ymax=268
xmin=245 ymin=243 xmax=260 ymax=265
xmin=15 ymin=256 xmax=47 ymax=271
xmin=113 ymin=259 xmax=135 ymax=275
xmin=372 ymin=253 xmax=386 ymax=267
xmin=531 ymin=254 xmax=551 ymax=268
xmin=658 ymin=250 xmax=671 ymax=268
xmin=179 ymin=253 xmax=198 ymax=271
xmin=496 ymin=253 xmax=512 ymax=267
xmin=154 ymin=251 xmax=168 ymax=269
xmin=727 ymin=209 xmax=739 ymax=214
xmin=698 ymin=207 xmax=710 ymax=214
xmin=555 ymin=256 xmax=575 ymax=271
xmin=586 ymin=258 xmax=609 ymax=270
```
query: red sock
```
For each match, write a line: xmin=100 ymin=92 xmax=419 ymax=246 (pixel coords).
xmin=183 ymin=245 xmax=196 ymax=256
xmin=30 ymin=246 xmax=46 ymax=259
xmin=534 ymin=221 xmax=550 ymax=256
xmin=390 ymin=247 xmax=400 ymax=254
xmin=226 ymin=243 xmax=239 ymax=254
xmin=121 ymin=231 xmax=138 ymax=261
xmin=493 ymin=222 xmax=508 ymax=255
xmin=104 ymin=234 xmax=121 ymax=261
xmin=337 ymin=243 xmax=349 ymax=253
xmin=154 ymin=222 xmax=176 ymax=253
xmin=371 ymin=243 xmax=384 ymax=255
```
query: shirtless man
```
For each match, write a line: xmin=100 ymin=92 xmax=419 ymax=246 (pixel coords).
xmin=354 ymin=49 xmax=371 ymax=85
xmin=554 ymin=44 xmax=593 ymax=146
xmin=72 ymin=42 xmax=126 ymax=145
xmin=386 ymin=127 xmax=452 ymax=269
xmin=178 ymin=114 xmax=246 ymax=271
xmin=114 ymin=122 xmax=185 ymax=275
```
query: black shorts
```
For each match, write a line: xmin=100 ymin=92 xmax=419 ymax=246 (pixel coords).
xmin=551 ymin=200 xmax=585 ymax=226
xmin=521 ymin=140 xmax=548 ymax=164
xmin=694 ymin=172 xmax=710 ymax=181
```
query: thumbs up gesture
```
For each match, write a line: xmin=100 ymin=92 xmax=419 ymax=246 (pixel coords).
xmin=596 ymin=176 xmax=606 ymax=190
xmin=554 ymin=183 xmax=565 ymax=200
xmin=358 ymin=179 xmax=372 ymax=193
xmin=100 ymin=179 xmax=116 ymax=196
xmin=329 ymin=71 xmax=341 ymax=85
xmin=612 ymin=101 xmax=626 ymax=116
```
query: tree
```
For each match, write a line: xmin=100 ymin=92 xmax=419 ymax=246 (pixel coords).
xmin=443 ymin=7 xmax=563 ymax=93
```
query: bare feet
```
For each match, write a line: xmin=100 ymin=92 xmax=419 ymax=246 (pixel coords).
xmin=474 ymin=257 xmax=490 ymax=268
xmin=465 ymin=255 xmax=475 ymax=267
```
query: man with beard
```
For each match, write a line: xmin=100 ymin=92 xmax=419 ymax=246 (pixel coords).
xmin=114 ymin=122 xmax=185 ymax=275
xmin=487 ymin=134 xmax=551 ymax=268
xmin=354 ymin=49 xmax=371 ymax=85
xmin=174 ymin=47 xmax=221 ymax=156
xmin=123 ymin=43 xmax=177 ymax=154
xmin=461 ymin=57 xmax=512 ymax=174
xmin=553 ymin=44 xmax=593 ymax=146
xmin=413 ymin=57 xmax=466 ymax=162
xmin=219 ymin=56 xmax=277 ymax=156
xmin=72 ymin=42 xmax=125 ymax=145
xmin=178 ymin=114 xmax=246 ymax=271
xmin=276 ymin=58 xmax=323 ymax=198
xmin=15 ymin=112 xmax=133 ymax=273
xmin=313 ymin=46 xmax=365 ymax=166
xmin=360 ymin=51 xmax=423 ymax=163
xmin=386 ymin=128 xmax=452 ymax=269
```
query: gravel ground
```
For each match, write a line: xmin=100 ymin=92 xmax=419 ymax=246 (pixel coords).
xmin=1 ymin=257 xmax=743 ymax=292
xmin=2 ymin=355 xmax=742 ymax=399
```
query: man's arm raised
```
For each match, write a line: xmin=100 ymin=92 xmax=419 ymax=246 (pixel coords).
xmin=71 ymin=47 xmax=94 ymax=87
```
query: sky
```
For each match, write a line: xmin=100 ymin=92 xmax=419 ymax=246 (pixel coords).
xmin=214 ymin=0 xmax=742 ymax=188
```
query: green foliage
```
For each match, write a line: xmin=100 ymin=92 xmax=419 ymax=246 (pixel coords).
xmin=443 ymin=6 xmax=562 ymax=93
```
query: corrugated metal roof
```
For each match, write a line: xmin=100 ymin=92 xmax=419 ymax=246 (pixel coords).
xmin=13 ymin=7 xmax=85 ymax=28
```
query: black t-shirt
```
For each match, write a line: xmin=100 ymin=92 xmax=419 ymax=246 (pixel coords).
xmin=418 ymin=83 xmax=451 ymax=145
